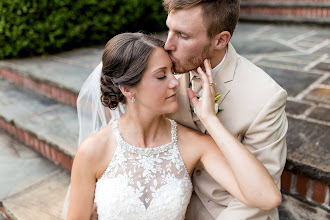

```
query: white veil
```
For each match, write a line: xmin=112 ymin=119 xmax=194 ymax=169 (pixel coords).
xmin=62 ymin=62 xmax=125 ymax=219
xmin=76 ymin=61 xmax=125 ymax=145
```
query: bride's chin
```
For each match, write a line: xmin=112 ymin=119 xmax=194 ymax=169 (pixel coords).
xmin=165 ymin=103 xmax=179 ymax=114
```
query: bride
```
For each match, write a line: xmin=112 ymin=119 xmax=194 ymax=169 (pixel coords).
xmin=67 ymin=33 xmax=281 ymax=220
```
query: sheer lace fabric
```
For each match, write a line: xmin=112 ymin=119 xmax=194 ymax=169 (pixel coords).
xmin=94 ymin=120 xmax=193 ymax=220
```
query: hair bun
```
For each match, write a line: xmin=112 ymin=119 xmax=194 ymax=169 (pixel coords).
xmin=100 ymin=74 xmax=124 ymax=109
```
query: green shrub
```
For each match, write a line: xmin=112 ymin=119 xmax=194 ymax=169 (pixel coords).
xmin=0 ymin=0 xmax=167 ymax=59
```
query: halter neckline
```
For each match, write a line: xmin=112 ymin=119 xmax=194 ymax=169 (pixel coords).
xmin=112 ymin=119 xmax=177 ymax=156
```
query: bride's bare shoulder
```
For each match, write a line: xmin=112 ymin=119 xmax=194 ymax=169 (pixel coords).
xmin=176 ymin=123 xmax=212 ymax=146
xmin=75 ymin=124 xmax=116 ymax=166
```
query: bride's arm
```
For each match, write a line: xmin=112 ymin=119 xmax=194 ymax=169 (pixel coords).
xmin=188 ymin=59 xmax=281 ymax=210
xmin=67 ymin=138 xmax=98 ymax=220
xmin=196 ymin=122 xmax=281 ymax=210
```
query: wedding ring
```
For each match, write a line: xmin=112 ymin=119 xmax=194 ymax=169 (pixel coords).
xmin=209 ymin=82 xmax=215 ymax=87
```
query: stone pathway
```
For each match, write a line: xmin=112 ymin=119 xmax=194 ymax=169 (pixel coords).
xmin=231 ymin=23 xmax=330 ymax=181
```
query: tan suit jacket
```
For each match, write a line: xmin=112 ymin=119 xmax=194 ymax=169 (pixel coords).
xmin=167 ymin=43 xmax=288 ymax=220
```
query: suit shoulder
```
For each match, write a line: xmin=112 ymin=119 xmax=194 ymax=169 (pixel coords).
xmin=236 ymin=55 xmax=285 ymax=94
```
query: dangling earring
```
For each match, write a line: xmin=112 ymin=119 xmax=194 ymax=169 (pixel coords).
xmin=131 ymin=97 xmax=135 ymax=103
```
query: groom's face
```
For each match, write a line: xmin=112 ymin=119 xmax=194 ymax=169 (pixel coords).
xmin=164 ymin=5 xmax=212 ymax=73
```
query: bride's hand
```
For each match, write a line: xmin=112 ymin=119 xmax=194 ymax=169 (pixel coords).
xmin=187 ymin=59 xmax=216 ymax=123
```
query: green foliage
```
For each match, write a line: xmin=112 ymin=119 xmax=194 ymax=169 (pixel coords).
xmin=0 ymin=0 xmax=167 ymax=59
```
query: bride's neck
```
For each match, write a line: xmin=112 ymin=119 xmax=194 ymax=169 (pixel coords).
xmin=119 ymin=106 xmax=170 ymax=148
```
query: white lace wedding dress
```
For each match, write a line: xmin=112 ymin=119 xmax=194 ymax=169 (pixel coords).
xmin=94 ymin=119 xmax=193 ymax=220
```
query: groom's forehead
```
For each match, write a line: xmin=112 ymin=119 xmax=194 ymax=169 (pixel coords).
xmin=166 ymin=9 xmax=205 ymax=32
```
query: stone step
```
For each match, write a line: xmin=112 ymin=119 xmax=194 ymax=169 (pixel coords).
xmin=0 ymin=129 xmax=70 ymax=220
xmin=240 ymin=0 xmax=330 ymax=25
xmin=2 ymin=170 xmax=70 ymax=220
xmin=0 ymin=32 xmax=167 ymax=106
xmin=0 ymin=78 xmax=78 ymax=170
xmin=279 ymin=193 xmax=330 ymax=219
xmin=0 ymin=47 xmax=103 ymax=107
xmin=0 ymin=32 xmax=168 ymax=107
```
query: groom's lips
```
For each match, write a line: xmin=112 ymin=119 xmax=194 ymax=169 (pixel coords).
xmin=169 ymin=54 xmax=177 ymax=63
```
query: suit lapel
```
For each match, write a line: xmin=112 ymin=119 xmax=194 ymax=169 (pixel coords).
xmin=214 ymin=43 xmax=238 ymax=106
xmin=214 ymin=77 xmax=229 ymax=107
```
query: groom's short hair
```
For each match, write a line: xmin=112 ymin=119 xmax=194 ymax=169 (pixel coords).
xmin=163 ymin=0 xmax=240 ymax=39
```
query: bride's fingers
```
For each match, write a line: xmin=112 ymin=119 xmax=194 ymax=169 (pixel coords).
xmin=187 ymin=88 xmax=199 ymax=107
xmin=204 ymin=59 xmax=213 ymax=80
xmin=197 ymin=66 xmax=209 ymax=87
xmin=203 ymin=59 xmax=215 ymax=94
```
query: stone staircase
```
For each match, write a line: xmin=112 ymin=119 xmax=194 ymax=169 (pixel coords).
xmin=0 ymin=47 xmax=103 ymax=219
xmin=240 ymin=0 xmax=330 ymax=25
xmin=0 ymin=25 xmax=329 ymax=219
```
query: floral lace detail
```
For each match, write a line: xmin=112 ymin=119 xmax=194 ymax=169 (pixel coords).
xmin=94 ymin=120 xmax=192 ymax=220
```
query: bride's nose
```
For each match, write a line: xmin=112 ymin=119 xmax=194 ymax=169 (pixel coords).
xmin=169 ymin=75 xmax=180 ymax=89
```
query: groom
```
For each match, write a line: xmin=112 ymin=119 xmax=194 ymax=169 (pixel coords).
xmin=163 ymin=0 xmax=287 ymax=219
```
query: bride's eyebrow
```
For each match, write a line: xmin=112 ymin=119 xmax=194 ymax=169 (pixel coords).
xmin=152 ymin=67 xmax=167 ymax=74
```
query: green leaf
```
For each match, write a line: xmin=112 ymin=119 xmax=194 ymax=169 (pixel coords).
xmin=214 ymin=93 xmax=221 ymax=102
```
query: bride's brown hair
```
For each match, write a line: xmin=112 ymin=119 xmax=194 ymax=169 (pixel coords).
xmin=100 ymin=33 xmax=164 ymax=109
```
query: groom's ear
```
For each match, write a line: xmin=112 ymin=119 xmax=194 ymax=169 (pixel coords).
xmin=119 ymin=85 xmax=134 ymax=99
xmin=213 ymin=31 xmax=231 ymax=51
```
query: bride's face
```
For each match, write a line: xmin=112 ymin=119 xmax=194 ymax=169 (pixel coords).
xmin=133 ymin=47 xmax=180 ymax=114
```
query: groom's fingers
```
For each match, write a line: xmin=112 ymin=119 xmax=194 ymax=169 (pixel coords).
xmin=187 ymin=88 xmax=199 ymax=107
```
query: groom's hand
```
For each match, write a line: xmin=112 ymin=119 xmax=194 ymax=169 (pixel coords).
xmin=90 ymin=203 xmax=98 ymax=220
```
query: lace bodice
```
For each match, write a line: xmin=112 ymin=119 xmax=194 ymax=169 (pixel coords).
xmin=94 ymin=120 xmax=193 ymax=220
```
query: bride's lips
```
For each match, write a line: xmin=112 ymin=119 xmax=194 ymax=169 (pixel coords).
xmin=166 ymin=94 xmax=176 ymax=100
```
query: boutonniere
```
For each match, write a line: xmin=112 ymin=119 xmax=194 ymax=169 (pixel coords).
xmin=214 ymin=93 xmax=224 ymax=114
xmin=191 ymin=93 xmax=224 ymax=114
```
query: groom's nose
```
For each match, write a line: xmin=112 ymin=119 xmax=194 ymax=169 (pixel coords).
xmin=164 ymin=31 xmax=176 ymax=51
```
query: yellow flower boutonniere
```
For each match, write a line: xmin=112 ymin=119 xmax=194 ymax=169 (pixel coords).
xmin=214 ymin=93 xmax=223 ymax=114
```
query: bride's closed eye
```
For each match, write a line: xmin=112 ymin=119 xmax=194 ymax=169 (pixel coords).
xmin=157 ymin=76 xmax=167 ymax=80
xmin=157 ymin=72 xmax=167 ymax=80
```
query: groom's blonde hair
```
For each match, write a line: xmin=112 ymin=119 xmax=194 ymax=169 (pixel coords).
xmin=163 ymin=0 xmax=240 ymax=38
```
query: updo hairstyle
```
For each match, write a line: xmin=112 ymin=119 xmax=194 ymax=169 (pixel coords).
xmin=101 ymin=33 xmax=165 ymax=109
